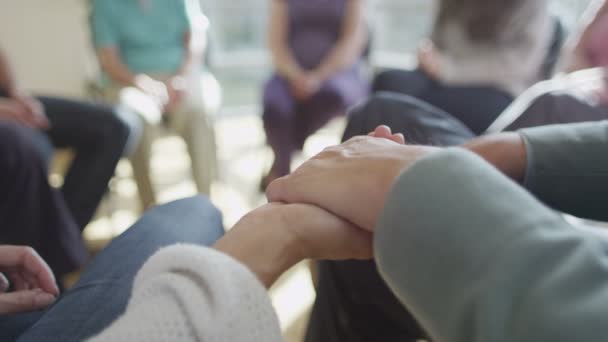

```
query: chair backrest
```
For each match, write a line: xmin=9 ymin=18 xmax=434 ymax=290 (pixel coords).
xmin=485 ymin=67 xmax=608 ymax=133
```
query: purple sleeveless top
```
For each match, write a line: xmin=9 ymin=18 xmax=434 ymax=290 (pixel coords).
xmin=286 ymin=0 xmax=349 ymax=70
xmin=587 ymin=10 xmax=608 ymax=67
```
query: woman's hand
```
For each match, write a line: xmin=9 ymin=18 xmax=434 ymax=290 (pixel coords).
xmin=267 ymin=131 xmax=439 ymax=231
xmin=0 ymin=246 xmax=59 ymax=314
xmin=214 ymin=203 xmax=372 ymax=288
xmin=289 ymin=73 xmax=322 ymax=101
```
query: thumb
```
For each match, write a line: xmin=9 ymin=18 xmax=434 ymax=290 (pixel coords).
xmin=0 ymin=289 xmax=56 ymax=314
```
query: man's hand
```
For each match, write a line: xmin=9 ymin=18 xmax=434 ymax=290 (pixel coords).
xmin=164 ymin=76 xmax=186 ymax=113
xmin=134 ymin=74 xmax=170 ymax=111
xmin=267 ymin=132 xmax=439 ymax=231
xmin=0 ymin=97 xmax=49 ymax=129
xmin=214 ymin=203 xmax=372 ymax=287
xmin=0 ymin=246 xmax=59 ymax=314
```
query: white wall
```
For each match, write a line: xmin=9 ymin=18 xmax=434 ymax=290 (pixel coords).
xmin=0 ymin=0 xmax=97 ymax=98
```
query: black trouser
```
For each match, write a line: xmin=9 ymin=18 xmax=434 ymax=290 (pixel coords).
xmin=0 ymin=122 xmax=87 ymax=280
xmin=372 ymin=69 xmax=514 ymax=135
xmin=305 ymin=93 xmax=475 ymax=342
xmin=0 ymin=90 xmax=130 ymax=228
xmin=36 ymin=96 xmax=129 ymax=228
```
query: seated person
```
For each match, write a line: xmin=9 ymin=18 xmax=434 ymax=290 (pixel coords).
xmin=268 ymin=121 xmax=608 ymax=342
xmin=91 ymin=0 xmax=217 ymax=209
xmin=0 ymin=121 xmax=87 ymax=287
xmin=0 ymin=49 xmax=129 ymax=228
xmin=8 ymin=120 xmax=607 ymax=341
xmin=261 ymin=0 xmax=369 ymax=187
xmin=373 ymin=0 xmax=554 ymax=134
xmin=0 ymin=195 xmax=369 ymax=341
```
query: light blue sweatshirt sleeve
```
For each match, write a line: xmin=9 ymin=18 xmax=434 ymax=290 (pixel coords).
xmin=374 ymin=148 xmax=608 ymax=342
xmin=520 ymin=121 xmax=608 ymax=221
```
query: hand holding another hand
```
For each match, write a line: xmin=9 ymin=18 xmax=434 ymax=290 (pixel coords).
xmin=0 ymin=96 xmax=49 ymax=129
xmin=214 ymin=203 xmax=372 ymax=287
xmin=267 ymin=126 xmax=439 ymax=231
xmin=289 ymin=72 xmax=322 ymax=101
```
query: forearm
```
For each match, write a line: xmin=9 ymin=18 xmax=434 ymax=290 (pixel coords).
xmin=462 ymin=132 xmax=527 ymax=183
xmin=213 ymin=217 xmax=300 ymax=288
xmin=518 ymin=121 xmax=608 ymax=221
xmin=97 ymin=49 xmax=138 ymax=86
xmin=376 ymin=148 xmax=608 ymax=342
xmin=270 ymin=45 xmax=304 ymax=80
xmin=565 ymin=0 xmax=607 ymax=72
xmin=89 ymin=245 xmax=282 ymax=341
xmin=0 ymin=50 xmax=18 ymax=96
xmin=173 ymin=32 xmax=196 ymax=79
xmin=313 ymin=0 xmax=366 ymax=80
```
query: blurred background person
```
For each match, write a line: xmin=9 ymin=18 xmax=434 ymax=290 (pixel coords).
xmin=0 ymin=121 xmax=87 ymax=289
xmin=372 ymin=0 xmax=556 ymax=135
xmin=91 ymin=0 xmax=218 ymax=209
xmin=261 ymin=0 xmax=370 ymax=188
xmin=0 ymin=49 xmax=129 ymax=229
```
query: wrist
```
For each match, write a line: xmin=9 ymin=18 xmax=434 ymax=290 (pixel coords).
xmin=462 ymin=133 xmax=527 ymax=182
xmin=213 ymin=213 xmax=301 ymax=288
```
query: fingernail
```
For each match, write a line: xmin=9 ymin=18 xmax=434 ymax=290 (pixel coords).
xmin=35 ymin=292 xmax=56 ymax=306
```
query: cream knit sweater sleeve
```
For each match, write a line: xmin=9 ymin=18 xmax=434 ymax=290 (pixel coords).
xmin=88 ymin=244 xmax=283 ymax=342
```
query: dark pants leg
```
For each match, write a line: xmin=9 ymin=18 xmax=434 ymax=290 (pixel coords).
xmin=0 ymin=122 xmax=87 ymax=282
xmin=372 ymin=69 xmax=514 ymax=135
xmin=39 ymin=96 xmax=130 ymax=228
xmin=4 ymin=196 xmax=224 ymax=342
xmin=305 ymin=93 xmax=475 ymax=342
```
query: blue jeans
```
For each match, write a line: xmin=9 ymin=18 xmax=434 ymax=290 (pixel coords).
xmin=0 ymin=196 xmax=224 ymax=341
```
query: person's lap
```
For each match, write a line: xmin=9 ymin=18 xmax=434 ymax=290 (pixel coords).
xmin=0 ymin=196 xmax=224 ymax=342
xmin=306 ymin=93 xmax=474 ymax=342
xmin=37 ymin=96 xmax=130 ymax=227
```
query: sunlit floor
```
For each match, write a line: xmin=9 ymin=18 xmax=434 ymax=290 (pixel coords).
xmin=79 ymin=111 xmax=347 ymax=341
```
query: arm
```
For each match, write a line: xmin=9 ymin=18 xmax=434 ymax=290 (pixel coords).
xmin=312 ymin=0 xmax=367 ymax=81
xmin=168 ymin=0 xmax=197 ymax=82
xmin=565 ymin=0 xmax=608 ymax=72
xmin=464 ymin=121 xmax=608 ymax=221
xmin=0 ymin=50 xmax=48 ymax=128
xmin=88 ymin=245 xmax=284 ymax=342
xmin=95 ymin=48 xmax=139 ymax=87
xmin=375 ymin=148 xmax=608 ymax=342
xmin=89 ymin=203 xmax=371 ymax=340
xmin=267 ymin=0 xmax=304 ymax=81
xmin=0 ymin=49 xmax=17 ymax=97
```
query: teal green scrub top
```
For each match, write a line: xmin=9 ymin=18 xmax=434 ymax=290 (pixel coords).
xmin=92 ymin=0 xmax=191 ymax=75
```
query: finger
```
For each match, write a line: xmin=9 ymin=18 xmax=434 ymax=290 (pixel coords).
xmin=266 ymin=175 xmax=289 ymax=203
xmin=0 ymin=246 xmax=58 ymax=295
xmin=6 ymin=271 xmax=29 ymax=291
xmin=0 ymin=289 xmax=56 ymax=314
xmin=372 ymin=125 xmax=393 ymax=139
xmin=0 ymin=273 xmax=9 ymax=292
xmin=392 ymin=133 xmax=406 ymax=145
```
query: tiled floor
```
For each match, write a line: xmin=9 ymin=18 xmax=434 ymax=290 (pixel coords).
xmin=81 ymin=112 xmax=347 ymax=341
